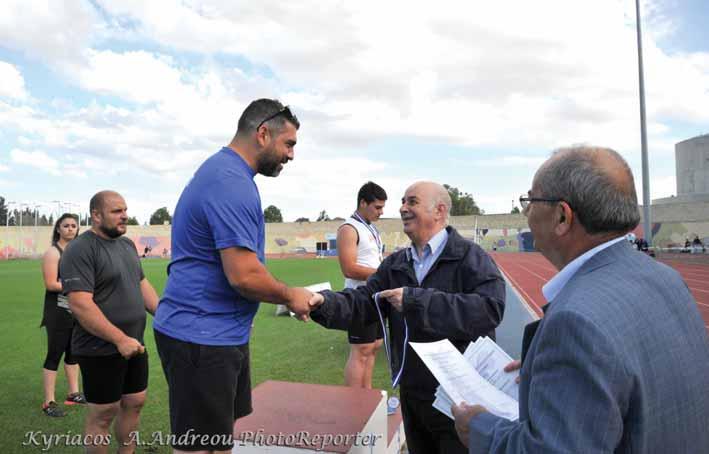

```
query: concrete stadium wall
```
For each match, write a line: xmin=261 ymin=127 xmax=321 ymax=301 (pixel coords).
xmin=640 ymin=201 xmax=709 ymax=223
xmin=3 ymin=203 xmax=709 ymax=259
xmin=0 ymin=225 xmax=172 ymax=259
xmin=1 ymin=217 xmax=529 ymax=258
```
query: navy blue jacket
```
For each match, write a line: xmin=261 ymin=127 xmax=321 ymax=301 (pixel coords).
xmin=312 ymin=226 xmax=506 ymax=398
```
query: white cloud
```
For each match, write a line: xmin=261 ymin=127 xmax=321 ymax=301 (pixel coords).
xmin=0 ymin=163 xmax=10 ymax=172
xmin=0 ymin=61 xmax=27 ymax=99
xmin=476 ymin=156 xmax=548 ymax=168
xmin=74 ymin=50 xmax=183 ymax=105
xmin=10 ymin=148 xmax=60 ymax=175
xmin=477 ymin=194 xmax=522 ymax=215
xmin=10 ymin=1 xmax=709 ymax=156
xmin=0 ymin=178 xmax=14 ymax=189
xmin=1 ymin=0 xmax=707 ymax=216
xmin=258 ymin=156 xmax=413 ymax=222
xmin=0 ymin=0 xmax=98 ymax=63
xmin=648 ymin=174 xmax=677 ymax=201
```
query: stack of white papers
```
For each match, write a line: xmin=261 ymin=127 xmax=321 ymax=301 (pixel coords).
xmin=409 ymin=337 xmax=519 ymax=421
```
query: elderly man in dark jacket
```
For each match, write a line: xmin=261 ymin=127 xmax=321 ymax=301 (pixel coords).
xmin=309 ymin=181 xmax=506 ymax=454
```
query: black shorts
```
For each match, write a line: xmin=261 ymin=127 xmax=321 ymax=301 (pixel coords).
xmin=76 ymin=352 xmax=148 ymax=404
xmin=154 ymin=330 xmax=252 ymax=451
xmin=348 ymin=319 xmax=384 ymax=344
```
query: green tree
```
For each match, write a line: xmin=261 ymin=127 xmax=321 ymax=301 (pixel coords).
xmin=295 ymin=217 xmax=310 ymax=223
xmin=149 ymin=207 xmax=172 ymax=225
xmin=127 ymin=216 xmax=140 ymax=226
xmin=11 ymin=207 xmax=37 ymax=226
xmin=316 ymin=210 xmax=330 ymax=222
xmin=511 ymin=206 xmax=521 ymax=214
xmin=444 ymin=184 xmax=482 ymax=216
xmin=263 ymin=205 xmax=283 ymax=223
xmin=0 ymin=196 xmax=7 ymax=225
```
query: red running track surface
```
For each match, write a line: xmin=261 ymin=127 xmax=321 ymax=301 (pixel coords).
xmin=490 ymin=252 xmax=709 ymax=334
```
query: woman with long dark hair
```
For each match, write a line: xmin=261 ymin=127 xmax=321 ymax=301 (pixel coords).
xmin=40 ymin=213 xmax=85 ymax=416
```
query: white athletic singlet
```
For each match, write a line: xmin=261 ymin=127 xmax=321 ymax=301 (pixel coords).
xmin=341 ymin=213 xmax=383 ymax=289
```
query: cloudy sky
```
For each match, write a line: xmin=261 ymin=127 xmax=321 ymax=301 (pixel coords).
xmin=1 ymin=0 xmax=708 ymax=223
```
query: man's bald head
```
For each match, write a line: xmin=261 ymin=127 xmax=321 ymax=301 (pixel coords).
xmin=89 ymin=190 xmax=128 ymax=238
xmin=408 ymin=181 xmax=452 ymax=222
xmin=90 ymin=190 xmax=123 ymax=216
xmin=533 ymin=146 xmax=640 ymax=235
xmin=400 ymin=181 xmax=452 ymax=246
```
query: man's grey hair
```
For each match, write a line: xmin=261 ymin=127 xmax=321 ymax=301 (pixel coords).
xmin=429 ymin=183 xmax=452 ymax=225
xmin=535 ymin=146 xmax=640 ymax=235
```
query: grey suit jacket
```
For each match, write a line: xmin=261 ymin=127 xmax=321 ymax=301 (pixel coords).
xmin=468 ymin=240 xmax=709 ymax=453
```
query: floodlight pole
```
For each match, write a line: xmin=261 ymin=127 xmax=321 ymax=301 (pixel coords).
xmin=635 ymin=0 xmax=652 ymax=245
xmin=4 ymin=201 xmax=15 ymax=259
xmin=34 ymin=204 xmax=42 ymax=227
xmin=51 ymin=200 xmax=61 ymax=220
xmin=5 ymin=201 xmax=12 ymax=228
xmin=18 ymin=202 xmax=26 ymax=256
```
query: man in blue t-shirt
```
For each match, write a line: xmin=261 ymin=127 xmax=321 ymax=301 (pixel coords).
xmin=153 ymin=99 xmax=312 ymax=453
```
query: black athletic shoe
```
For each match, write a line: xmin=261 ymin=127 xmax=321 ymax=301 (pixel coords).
xmin=42 ymin=401 xmax=66 ymax=417
xmin=64 ymin=393 xmax=87 ymax=405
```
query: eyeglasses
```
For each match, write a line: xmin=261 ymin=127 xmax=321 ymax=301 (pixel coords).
xmin=256 ymin=105 xmax=300 ymax=131
xmin=519 ymin=194 xmax=565 ymax=210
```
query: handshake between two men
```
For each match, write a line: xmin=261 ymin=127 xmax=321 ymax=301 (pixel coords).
xmin=219 ymin=244 xmax=405 ymax=321
xmin=285 ymin=288 xmax=405 ymax=321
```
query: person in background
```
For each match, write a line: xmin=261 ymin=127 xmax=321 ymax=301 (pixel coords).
xmin=40 ymin=212 xmax=86 ymax=417
xmin=692 ymin=235 xmax=705 ymax=253
xmin=61 ymin=191 xmax=160 ymax=454
xmin=338 ymin=181 xmax=387 ymax=389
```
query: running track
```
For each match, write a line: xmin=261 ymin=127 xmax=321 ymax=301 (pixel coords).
xmin=490 ymin=252 xmax=709 ymax=334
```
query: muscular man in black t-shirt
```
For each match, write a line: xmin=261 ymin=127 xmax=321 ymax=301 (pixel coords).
xmin=61 ymin=190 xmax=159 ymax=454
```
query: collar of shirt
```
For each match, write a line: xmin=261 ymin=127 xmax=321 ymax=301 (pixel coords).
xmin=407 ymin=228 xmax=448 ymax=262
xmin=221 ymin=146 xmax=256 ymax=178
xmin=542 ymin=235 xmax=626 ymax=303
xmin=406 ymin=228 xmax=449 ymax=284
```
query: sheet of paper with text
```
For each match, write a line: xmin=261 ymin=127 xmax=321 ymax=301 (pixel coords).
xmin=410 ymin=339 xmax=519 ymax=421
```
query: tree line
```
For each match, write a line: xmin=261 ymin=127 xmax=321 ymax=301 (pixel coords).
xmin=263 ymin=184 xmax=493 ymax=223
xmin=2 ymin=185 xmax=521 ymax=227
xmin=0 ymin=197 xmax=174 ymax=227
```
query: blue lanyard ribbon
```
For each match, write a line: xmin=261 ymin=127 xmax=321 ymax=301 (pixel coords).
xmin=374 ymin=292 xmax=408 ymax=388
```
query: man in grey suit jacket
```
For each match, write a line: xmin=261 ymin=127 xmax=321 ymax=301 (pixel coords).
xmin=453 ymin=146 xmax=709 ymax=453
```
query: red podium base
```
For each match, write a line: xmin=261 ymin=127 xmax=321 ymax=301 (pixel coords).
xmin=233 ymin=381 xmax=405 ymax=453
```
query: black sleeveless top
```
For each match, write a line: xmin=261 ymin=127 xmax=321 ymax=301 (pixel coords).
xmin=40 ymin=244 xmax=74 ymax=328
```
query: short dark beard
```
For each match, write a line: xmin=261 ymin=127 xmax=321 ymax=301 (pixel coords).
xmin=257 ymin=149 xmax=282 ymax=177
xmin=99 ymin=224 xmax=123 ymax=239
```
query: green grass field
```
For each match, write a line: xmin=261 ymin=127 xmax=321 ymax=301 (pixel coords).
xmin=0 ymin=258 xmax=394 ymax=453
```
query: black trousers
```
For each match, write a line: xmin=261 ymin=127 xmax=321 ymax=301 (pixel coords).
xmin=400 ymin=386 xmax=468 ymax=454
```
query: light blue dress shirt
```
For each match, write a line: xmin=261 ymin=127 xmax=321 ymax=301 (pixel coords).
xmin=542 ymin=235 xmax=626 ymax=302
xmin=407 ymin=228 xmax=449 ymax=284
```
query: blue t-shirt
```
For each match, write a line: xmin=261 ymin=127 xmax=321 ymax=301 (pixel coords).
xmin=154 ymin=147 xmax=265 ymax=346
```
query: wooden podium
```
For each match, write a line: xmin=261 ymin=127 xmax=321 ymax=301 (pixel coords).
xmin=233 ymin=381 xmax=405 ymax=453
